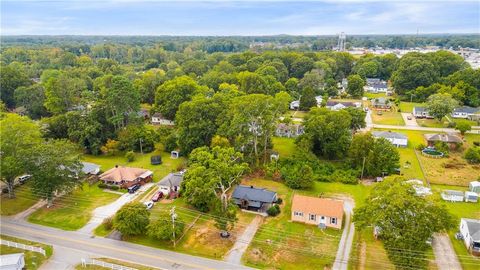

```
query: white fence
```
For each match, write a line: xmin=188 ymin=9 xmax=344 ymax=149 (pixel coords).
xmin=81 ymin=258 xmax=137 ymax=270
xmin=0 ymin=239 xmax=46 ymax=256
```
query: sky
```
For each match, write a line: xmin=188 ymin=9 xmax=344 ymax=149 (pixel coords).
xmin=1 ymin=0 xmax=479 ymax=36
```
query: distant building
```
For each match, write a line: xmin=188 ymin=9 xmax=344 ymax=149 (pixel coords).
xmin=413 ymin=107 xmax=432 ymax=118
xmin=451 ymin=106 xmax=480 ymax=120
xmin=291 ymin=195 xmax=344 ymax=229
xmin=371 ymin=97 xmax=391 ymax=110
xmin=0 ymin=253 xmax=25 ymax=270
xmin=459 ymin=218 xmax=480 ymax=256
xmin=275 ymin=123 xmax=304 ymax=138
xmin=289 ymin=100 xmax=300 ymax=110
xmin=151 ymin=113 xmax=174 ymax=126
xmin=365 ymin=78 xmax=388 ymax=93
xmin=441 ymin=190 xmax=464 ymax=202
xmin=372 ymin=131 xmax=408 ymax=147
xmin=326 ymin=101 xmax=360 ymax=111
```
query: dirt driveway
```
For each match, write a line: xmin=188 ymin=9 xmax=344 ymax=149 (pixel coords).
xmin=432 ymin=233 xmax=462 ymax=270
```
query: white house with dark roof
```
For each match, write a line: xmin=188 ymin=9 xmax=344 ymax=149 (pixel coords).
xmin=289 ymin=100 xmax=300 ymax=110
xmin=151 ymin=112 xmax=174 ymax=126
xmin=81 ymin=162 xmax=100 ymax=175
xmin=372 ymin=131 xmax=408 ymax=147
xmin=460 ymin=218 xmax=480 ymax=256
xmin=413 ymin=107 xmax=432 ymax=118
xmin=365 ymin=78 xmax=388 ymax=93
xmin=451 ymin=106 xmax=480 ymax=119
xmin=231 ymin=185 xmax=277 ymax=212
xmin=158 ymin=172 xmax=184 ymax=196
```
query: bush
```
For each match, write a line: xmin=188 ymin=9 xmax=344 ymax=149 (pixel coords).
xmin=276 ymin=197 xmax=283 ymax=205
xmin=473 ymin=141 xmax=480 ymax=147
xmin=416 ymin=143 xmax=427 ymax=151
xmin=109 ymin=185 xmax=119 ymax=190
xmin=102 ymin=216 xmax=113 ymax=230
xmin=125 ymin=151 xmax=135 ymax=162
xmin=267 ymin=204 xmax=281 ymax=217
xmin=98 ymin=183 xmax=107 ymax=189
xmin=464 ymin=147 xmax=480 ymax=164
xmin=329 ymin=169 xmax=359 ymax=185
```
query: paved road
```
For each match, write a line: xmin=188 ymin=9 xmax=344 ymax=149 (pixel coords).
xmin=39 ymin=246 xmax=91 ymax=270
xmin=432 ymin=233 xmax=462 ymax=270
xmin=225 ymin=215 xmax=262 ymax=264
xmin=332 ymin=199 xmax=355 ymax=270
xmin=77 ymin=183 xmax=154 ymax=234
xmin=1 ymin=218 xmax=253 ymax=270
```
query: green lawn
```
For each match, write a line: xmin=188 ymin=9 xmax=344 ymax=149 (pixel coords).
xmin=364 ymin=92 xmax=386 ymax=99
xmin=351 ymin=229 xmax=394 ymax=270
xmin=272 ymin=137 xmax=296 ymax=158
xmin=371 ymin=111 xmax=405 ymax=126
xmin=398 ymin=102 xmax=424 ymax=113
xmin=75 ymin=258 xmax=159 ymax=270
xmin=28 ymin=183 xmax=120 ymax=230
xmin=242 ymin=178 xmax=370 ymax=269
xmin=83 ymin=148 xmax=186 ymax=182
xmin=1 ymin=182 xmax=39 ymax=216
xmin=417 ymin=118 xmax=448 ymax=128
xmin=0 ymin=235 xmax=53 ymax=270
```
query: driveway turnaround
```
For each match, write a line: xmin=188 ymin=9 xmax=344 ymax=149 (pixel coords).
xmin=432 ymin=233 xmax=462 ymax=270
xmin=77 ymin=183 xmax=154 ymax=234
xmin=332 ymin=199 xmax=355 ymax=270
xmin=225 ymin=215 xmax=263 ymax=264
xmin=1 ymin=217 xmax=253 ymax=270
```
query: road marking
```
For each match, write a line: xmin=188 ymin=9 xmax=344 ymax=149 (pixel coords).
xmin=2 ymin=223 xmax=212 ymax=270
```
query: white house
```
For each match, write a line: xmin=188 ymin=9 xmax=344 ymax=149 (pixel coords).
xmin=413 ymin=107 xmax=432 ymax=118
xmin=289 ymin=100 xmax=300 ymax=110
xmin=459 ymin=218 xmax=480 ymax=256
xmin=81 ymin=162 xmax=100 ymax=175
xmin=441 ymin=190 xmax=464 ymax=202
xmin=451 ymin=106 xmax=480 ymax=119
xmin=326 ymin=101 xmax=360 ymax=111
xmin=0 ymin=253 xmax=25 ymax=270
xmin=158 ymin=172 xmax=184 ymax=196
xmin=151 ymin=113 xmax=174 ymax=126
xmin=470 ymin=181 xmax=480 ymax=193
xmin=315 ymin=96 xmax=323 ymax=106
xmin=372 ymin=131 xmax=408 ymax=147
xmin=465 ymin=191 xmax=479 ymax=203
xmin=365 ymin=78 xmax=388 ymax=93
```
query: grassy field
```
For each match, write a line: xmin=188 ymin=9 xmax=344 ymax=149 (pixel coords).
xmin=0 ymin=182 xmax=39 ymax=216
xmin=242 ymin=178 xmax=371 ymax=269
xmin=28 ymin=182 xmax=120 ymax=230
xmin=75 ymin=258 xmax=159 ymax=270
xmin=416 ymin=118 xmax=448 ymax=128
xmin=83 ymin=148 xmax=186 ymax=182
xmin=364 ymin=92 xmax=386 ymax=99
xmin=371 ymin=110 xmax=405 ymax=125
xmin=0 ymin=234 xmax=53 ymax=270
xmin=272 ymin=137 xmax=296 ymax=159
xmin=351 ymin=229 xmax=395 ymax=270
xmin=398 ymin=102 xmax=424 ymax=113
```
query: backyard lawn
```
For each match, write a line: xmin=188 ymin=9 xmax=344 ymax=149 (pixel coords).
xmin=272 ymin=137 xmax=296 ymax=158
xmin=351 ymin=229 xmax=395 ymax=270
xmin=83 ymin=147 xmax=186 ymax=182
xmin=242 ymin=178 xmax=371 ymax=269
xmin=370 ymin=111 xmax=405 ymax=126
xmin=28 ymin=182 xmax=120 ymax=230
xmin=364 ymin=92 xmax=386 ymax=99
xmin=0 ymin=182 xmax=39 ymax=216
xmin=0 ymin=234 xmax=53 ymax=270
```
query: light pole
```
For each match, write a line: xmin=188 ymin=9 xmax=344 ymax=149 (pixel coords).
xmin=139 ymin=138 xmax=143 ymax=154
xmin=170 ymin=207 xmax=177 ymax=248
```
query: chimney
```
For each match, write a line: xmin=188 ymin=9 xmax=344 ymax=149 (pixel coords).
xmin=115 ymin=165 xmax=118 ymax=168
xmin=250 ymin=186 xmax=253 ymax=188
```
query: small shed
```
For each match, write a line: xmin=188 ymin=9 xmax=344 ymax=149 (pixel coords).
xmin=441 ymin=190 xmax=464 ymax=202
xmin=150 ymin=155 xmax=162 ymax=165
xmin=0 ymin=253 xmax=25 ymax=270
xmin=470 ymin=181 xmax=480 ymax=193
xmin=465 ymin=191 xmax=479 ymax=203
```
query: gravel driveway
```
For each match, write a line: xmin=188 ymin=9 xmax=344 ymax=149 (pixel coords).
xmin=432 ymin=233 xmax=462 ymax=270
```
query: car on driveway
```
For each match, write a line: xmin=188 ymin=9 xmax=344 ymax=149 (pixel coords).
xmin=151 ymin=192 xmax=163 ymax=202
xmin=144 ymin=201 xmax=154 ymax=210
xmin=128 ymin=184 xmax=140 ymax=194
xmin=17 ymin=174 xmax=32 ymax=184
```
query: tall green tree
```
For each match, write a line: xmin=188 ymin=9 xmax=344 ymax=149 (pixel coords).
xmin=102 ymin=75 xmax=140 ymax=130
xmin=14 ymin=84 xmax=49 ymax=119
xmin=44 ymin=72 xmax=86 ymax=114
xmin=391 ymin=53 xmax=438 ymax=95
xmin=347 ymin=74 xmax=365 ymax=98
xmin=299 ymin=87 xmax=317 ymax=111
xmin=345 ymin=107 xmax=366 ymax=132
xmin=147 ymin=211 xmax=185 ymax=242
xmin=426 ymin=93 xmax=459 ymax=121
xmin=0 ymin=64 xmax=31 ymax=108
xmin=354 ymin=178 xmax=454 ymax=269
xmin=0 ymin=114 xmax=42 ymax=198
xmin=114 ymin=202 xmax=151 ymax=236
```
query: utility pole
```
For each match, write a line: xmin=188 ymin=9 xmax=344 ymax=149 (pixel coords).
xmin=139 ymin=138 xmax=143 ymax=154
xmin=360 ymin=156 xmax=366 ymax=179
xmin=170 ymin=207 xmax=177 ymax=248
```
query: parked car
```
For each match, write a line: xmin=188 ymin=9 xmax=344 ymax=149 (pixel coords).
xmin=18 ymin=174 xmax=32 ymax=184
xmin=144 ymin=201 xmax=154 ymax=210
xmin=128 ymin=184 xmax=140 ymax=194
xmin=151 ymin=191 xmax=163 ymax=202
xmin=407 ymin=115 xmax=412 ymax=120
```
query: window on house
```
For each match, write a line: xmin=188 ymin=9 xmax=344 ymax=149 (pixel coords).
xmin=294 ymin=211 xmax=303 ymax=217
xmin=309 ymin=214 xmax=316 ymax=221
xmin=331 ymin=217 xmax=337 ymax=224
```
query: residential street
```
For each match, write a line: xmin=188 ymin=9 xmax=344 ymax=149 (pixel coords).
xmin=77 ymin=183 xmax=154 ymax=234
xmin=1 ymin=217 xmax=253 ymax=270
xmin=332 ymin=199 xmax=355 ymax=270
xmin=225 ymin=215 xmax=263 ymax=264
xmin=432 ymin=233 xmax=462 ymax=270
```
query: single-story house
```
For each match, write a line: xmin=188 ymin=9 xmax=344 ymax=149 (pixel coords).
xmin=231 ymin=185 xmax=277 ymax=212
xmin=465 ymin=191 xmax=479 ymax=203
xmin=275 ymin=123 xmax=304 ymax=138
xmin=289 ymin=100 xmax=300 ymax=110
xmin=441 ymin=190 xmax=464 ymax=202
xmin=326 ymin=101 xmax=359 ymax=111
xmin=291 ymin=195 xmax=344 ymax=230
xmin=151 ymin=113 xmax=174 ymax=126
xmin=372 ymin=131 xmax=408 ymax=147
xmin=158 ymin=172 xmax=184 ymax=196
xmin=99 ymin=166 xmax=153 ymax=188
xmin=365 ymin=78 xmax=388 ymax=93
xmin=459 ymin=218 xmax=480 ymax=256
xmin=424 ymin=133 xmax=463 ymax=149
xmin=470 ymin=181 xmax=480 ymax=193
xmin=0 ymin=253 xmax=25 ymax=270
xmin=451 ymin=106 xmax=480 ymax=119
xmin=371 ymin=97 xmax=391 ymax=110
xmin=413 ymin=107 xmax=433 ymax=118
xmin=81 ymin=162 xmax=100 ymax=175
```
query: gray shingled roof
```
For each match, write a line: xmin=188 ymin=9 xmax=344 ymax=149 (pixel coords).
xmin=372 ymin=131 xmax=407 ymax=140
xmin=414 ymin=107 xmax=427 ymax=112
xmin=424 ymin=133 xmax=462 ymax=143
xmin=232 ymin=185 xmax=277 ymax=203
xmin=453 ymin=106 xmax=479 ymax=114
xmin=463 ymin=218 xmax=480 ymax=241
xmin=81 ymin=162 xmax=100 ymax=174
xmin=158 ymin=173 xmax=183 ymax=187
